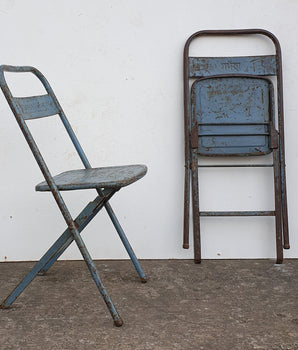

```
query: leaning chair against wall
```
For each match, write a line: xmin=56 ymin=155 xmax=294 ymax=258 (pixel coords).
xmin=183 ymin=29 xmax=289 ymax=264
xmin=0 ymin=65 xmax=147 ymax=327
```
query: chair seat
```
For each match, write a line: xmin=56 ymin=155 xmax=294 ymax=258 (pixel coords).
xmin=36 ymin=165 xmax=147 ymax=191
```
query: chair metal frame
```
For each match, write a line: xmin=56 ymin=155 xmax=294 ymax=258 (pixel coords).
xmin=0 ymin=65 xmax=147 ymax=327
xmin=183 ymin=29 xmax=289 ymax=264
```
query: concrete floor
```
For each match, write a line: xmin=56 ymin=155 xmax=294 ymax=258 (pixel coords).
xmin=0 ymin=259 xmax=298 ymax=350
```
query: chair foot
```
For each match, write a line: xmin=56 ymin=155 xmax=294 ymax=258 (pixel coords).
xmin=0 ymin=304 xmax=10 ymax=309
xmin=194 ymin=259 xmax=201 ymax=264
xmin=284 ymin=243 xmax=290 ymax=249
xmin=113 ymin=317 xmax=123 ymax=327
xmin=141 ymin=277 xmax=147 ymax=284
xmin=183 ymin=244 xmax=189 ymax=249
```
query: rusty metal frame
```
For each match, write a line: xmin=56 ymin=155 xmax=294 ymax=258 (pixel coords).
xmin=0 ymin=65 xmax=147 ymax=327
xmin=183 ymin=29 xmax=289 ymax=263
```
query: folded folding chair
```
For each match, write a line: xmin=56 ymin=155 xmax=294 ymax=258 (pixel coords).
xmin=0 ymin=65 xmax=147 ymax=326
xmin=183 ymin=29 xmax=289 ymax=264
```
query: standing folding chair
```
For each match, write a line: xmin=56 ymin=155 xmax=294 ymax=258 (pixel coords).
xmin=183 ymin=29 xmax=289 ymax=264
xmin=0 ymin=65 xmax=148 ymax=326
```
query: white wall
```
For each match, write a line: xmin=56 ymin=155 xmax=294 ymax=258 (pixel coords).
xmin=0 ymin=0 xmax=297 ymax=261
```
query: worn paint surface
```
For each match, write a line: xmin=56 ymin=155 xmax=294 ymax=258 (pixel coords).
xmin=13 ymin=94 xmax=60 ymax=120
xmin=191 ymin=76 xmax=273 ymax=156
xmin=189 ymin=55 xmax=277 ymax=77
xmin=0 ymin=65 xmax=147 ymax=326
xmin=36 ymin=165 xmax=147 ymax=191
xmin=183 ymin=29 xmax=289 ymax=264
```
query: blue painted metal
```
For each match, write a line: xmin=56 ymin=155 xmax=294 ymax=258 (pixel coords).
xmin=191 ymin=76 xmax=274 ymax=156
xmin=71 ymin=225 xmax=123 ymax=326
xmin=39 ymin=189 xmax=147 ymax=283
xmin=1 ymin=192 xmax=115 ymax=305
xmin=183 ymin=29 xmax=289 ymax=264
xmin=54 ymin=98 xmax=147 ymax=281
xmin=101 ymin=196 xmax=147 ymax=282
xmin=0 ymin=65 xmax=148 ymax=326
xmin=56 ymin=105 xmax=148 ymax=282
xmin=36 ymin=165 xmax=147 ymax=191
xmin=13 ymin=94 xmax=60 ymax=120
xmin=39 ymin=191 xmax=115 ymax=275
xmin=189 ymin=55 xmax=277 ymax=77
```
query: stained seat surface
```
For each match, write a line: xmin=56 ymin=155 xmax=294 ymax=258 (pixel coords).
xmin=36 ymin=165 xmax=147 ymax=191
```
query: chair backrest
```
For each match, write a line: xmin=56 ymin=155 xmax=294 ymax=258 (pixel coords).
xmin=0 ymin=65 xmax=91 ymax=172
xmin=0 ymin=65 xmax=94 ymax=221
xmin=184 ymin=29 xmax=284 ymax=158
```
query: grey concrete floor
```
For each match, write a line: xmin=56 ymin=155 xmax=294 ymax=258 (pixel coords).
xmin=0 ymin=259 xmax=298 ymax=350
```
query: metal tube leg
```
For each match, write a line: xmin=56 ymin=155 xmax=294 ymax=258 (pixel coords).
xmin=70 ymin=226 xmax=123 ymax=327
xmin=38 ymin=236 xmax=73 ymax=276
xmin=280 ymin=158 xmax=290 ymax=249
xmin=279 ymin=126 xmax=290 ymax=250
xmin=281 ymin=192 xmax=290 ymax=249
xmin=183 ymin=166 xmax=191 ymax=249
xmin=96 ymin=189 xmax=147 ymax=283
xmin=105 ymin=201 xmax=147 ymax=283
xmin=191 ymin=152 xmax=201 ymax=264
xmin=39 ymin=193 xmax=115 ymax=275
xmin=273 ymin=149 xmax=283 ymax=264
xmin=0 ymin=228 xmax=73 ymax=308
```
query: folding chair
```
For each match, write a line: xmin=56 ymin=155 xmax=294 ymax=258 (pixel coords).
xmin=183 ymin=29 xmax=289 ymax=264
xmin=0 ymin=65 xmax=148 ymax=326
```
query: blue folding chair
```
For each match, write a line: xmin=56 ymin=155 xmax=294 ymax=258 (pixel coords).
xmin=0 ymin=65 xmax=147 ymax=326
xmin=183 ymin=29 xmax=289 ymax=264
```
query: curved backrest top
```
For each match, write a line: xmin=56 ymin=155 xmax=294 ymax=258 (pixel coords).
xmin=184 ymin=29 xmax=281 ymax=56
xmin=0 ymin=65 xmax=55 ymax=96
xmin=0 ymin=64 xmax=91 ymax=169
xmin=184 ymin=29 xmax=281 ymax=78
xmin=0 ymin=65 xmax=61 ymax=121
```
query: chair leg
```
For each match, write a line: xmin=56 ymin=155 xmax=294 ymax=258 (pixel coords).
xmin=280 ymin=155 xmax=290 ymax=249
xmin=0 ymin=194 xmax=114 ymax=308
xmin=38 ymin=193 xmax=114 ymax=275
xmin=191 ymin=152 xmax=201 ymax=264
xmin=273 ymin=149 xmax=283 ymax=264
xmin=103 ymin=199 xmax=147 ymax=283
xmin=97 ymin=189 xmax=147 ymax=283
xmin=0 ymin=226 xmax=74 ymax=309
xmin=183 ymin=166 xmax=191 ymax=249
xmin=70 ymin=226 xmax=123 ymax=327
xmin=281 ymin=191 xmax=290 ymax=249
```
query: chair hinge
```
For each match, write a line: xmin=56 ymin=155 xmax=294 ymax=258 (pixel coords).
xmin=270 ymin=124 xmax=279 ymax=149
